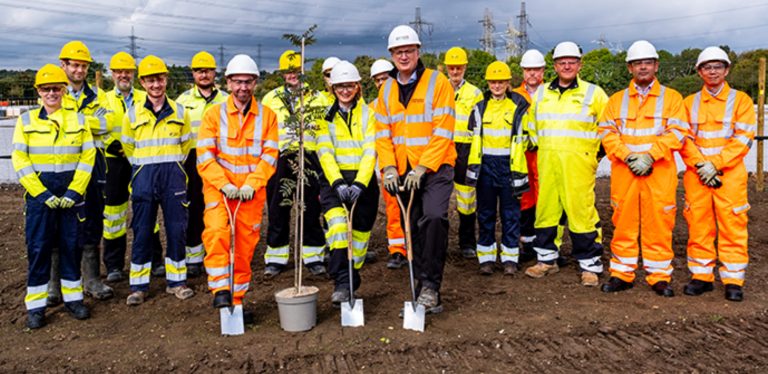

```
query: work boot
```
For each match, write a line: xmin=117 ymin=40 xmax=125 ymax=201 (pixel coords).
xmin=82 ymin=245 xmax=114 ymax=300
xmin=725 ymin=284 xmax=744 ymax=302
xmin=651 ymin=281 xmax=674 ymax=297
xmin=364 ymin=250 xmax=377 ymax=264
xmin=331 ymin=287 xmax=350 ymax=307
xmin=106 ymin=269 xmax=125 ymax=283
xmin=556 ymin=255 xmax=570 ymax=268
xmin=307 ymin=263 xmax=327 ymax=278
xmin=460 ymin=247 xmax=477 ymax=259
xmin=47 ymin=248 xmax=62 ymax=307
xmin=417 ymin=288 xmax=443 ymax=314
xmin=126 ymin=291 xmax=148 ymax=306
xmin=386 ymin=253 xmax=407 ymax=269
xmin=683 ymin=279 xmax=714 ymax=296
xmin=166 ymin=285 xmax=195 ymax=300
xmin=26 ymin=310 xmax=46 ymax=330
xmin=525 ymin=262 xmax=559 ymax=279
xmin=581 ymin=272 xmax=599 ymax=287
xmin=187 ymin=263 xmax=203 ymax=278
xmin=213 ymin=290 xmax=232 ymax=308
xmin=503 ymin=262 xmax=518 ymax=276
xmin=479 ymin=262 xmax=494 ymax=275
xmin=601 ymin=276 xmax=633 ymax=293
xmin=519 ymin=244 xmax=536 ymax=263
xmin=64 ymin=301 xmax=90 ymax=320
xmin=263 ymin=264 xmax=283 ymax=279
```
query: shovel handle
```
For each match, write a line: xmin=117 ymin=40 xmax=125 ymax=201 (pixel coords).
xmin=222 ymin=196 xmax=242 ymax=304
xmin=395 ymin=188 xmax=415 ymax=262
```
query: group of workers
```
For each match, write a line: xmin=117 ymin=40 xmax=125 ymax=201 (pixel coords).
xmin=13 ymin=24 xmax=755 ymax=331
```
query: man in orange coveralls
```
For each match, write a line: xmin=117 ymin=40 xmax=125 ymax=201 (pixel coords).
xmin=197 ymin=54 xmax=278 ymax=320
xmin=598 ymin=40 xmax=689 ymax=297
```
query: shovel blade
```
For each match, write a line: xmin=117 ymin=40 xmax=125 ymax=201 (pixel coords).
xmin=340 ymin=298 xmax=365 ymax=327
xmin=402 ymin=301 xmax=425 ymax=332
xmin=220 ymin=305 xmax=245 ymax=336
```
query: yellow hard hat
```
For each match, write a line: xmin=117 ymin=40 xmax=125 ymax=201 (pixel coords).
xmin=191 ymin=51 xmax=216 ymax=69
xmin=138 ymin=55 xmax=169 ymax=78
xmin=35 ymin=64 xmax=69 ymax=88
xmin=444 ymin=47 xmax=468 ymax=65
xmin=110 ymin=51 xmax=136 ymax=70
xmin=59 ymin=40 xmax=93 ymax=62
xmin=279 ymin=50 xmax=301 ymax=71
xmin=485 ymin=61 xmax=512 ymax=80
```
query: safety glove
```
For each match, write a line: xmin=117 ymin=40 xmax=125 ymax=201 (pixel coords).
xmin=404 ymin=165 xmax=427 ymax=191
xmin=238 ymin=185 xmax=255 ymax=201
xmin=346 ymin=183 xmax=364 ymax=204
xmin=59 ymin=197 xmax=76 ymax=209
xmin=44 ymin=196 xmax=60 ymax=209
xmin=695 ymin=161 xmax=718 ymax=185
xmin=221 ymin=183 xmax=240 ymax=200
xmin=634 ymin=153 xmax=654 ymax=176
xmin=333 ymin=179 xmax=350 ymax=202
xmin=706 ymin=175 xmax=723 ymax=189
xmin=382 ymin=166 xmax=399 ymax=196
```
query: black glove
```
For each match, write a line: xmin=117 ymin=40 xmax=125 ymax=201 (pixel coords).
xmin=347 ymin=183 xmax=364 ymax=204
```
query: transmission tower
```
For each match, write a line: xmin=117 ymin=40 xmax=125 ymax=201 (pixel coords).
xmin=478 ymin=9 xmax=495 ymax=54
xmin=409 ymin=7 xmax=433 ymax=50
xmin=515 ymin=1 xmax=530 ymax=57
xmin=127 ymin=26 xmax=140 ymax=59
xmin=505 ymin=20 xmax=520 ymax=59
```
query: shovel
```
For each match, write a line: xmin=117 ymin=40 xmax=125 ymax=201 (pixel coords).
xmin=396 ymin=188 xmax=425 ymax=332
xmin=340 ymin=201 xmax=364 ymax=327
xmin=220 ymin=196 xmax=244 ymax=336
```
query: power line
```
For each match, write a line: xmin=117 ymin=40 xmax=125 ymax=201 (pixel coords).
xmin=515 ymin=0 xmax=530 ymax=57
xmin=479 ymin=9 xmax=495 ymax=54
xmin=409 ymin=7 xmax=433 ymax=51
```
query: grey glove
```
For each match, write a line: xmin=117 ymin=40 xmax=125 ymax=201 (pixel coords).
xmin=347 ymin=183 xmax=363 ymax=204
xmin=59 ymin=197 xmax=76 ymax=209
xmin=382 ymin=166 xmax=399 ymax=196
xmin=404 ymin=165 xmax=427 ymax=191
xmin=335 ymin=183 xmax=350 ymax=202
xmin=628 ymin=153 xmax=654 ymax=176
xmin=238 ymin=184 xmax=255 ymax=201
xmin=695 ymin=161 xmax=718 ymax=185
xmin=45 ymin=196 xmax=60 ymax=209
xmin=221 ymin=183 xmax=239 ymax=200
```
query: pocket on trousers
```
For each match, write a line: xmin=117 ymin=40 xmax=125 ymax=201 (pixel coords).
xmin=75 ymin=200 xmax=87 ymax=223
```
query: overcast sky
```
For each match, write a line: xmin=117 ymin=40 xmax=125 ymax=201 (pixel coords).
xmin=1 ymin=0 xmax=767 ymax=71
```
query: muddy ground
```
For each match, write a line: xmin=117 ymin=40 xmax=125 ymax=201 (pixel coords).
xmin=0 ymin=178 xmax=767 ymax=373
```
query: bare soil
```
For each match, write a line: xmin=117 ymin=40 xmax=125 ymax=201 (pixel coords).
xmin=0 ymin=178 xmax=767 ymax=373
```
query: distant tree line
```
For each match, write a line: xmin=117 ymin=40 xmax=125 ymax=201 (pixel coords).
xmin=2 ymin=47 xmax=767 ymax=104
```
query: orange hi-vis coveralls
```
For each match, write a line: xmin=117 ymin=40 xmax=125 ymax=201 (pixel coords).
xmin=197 ymin=97 xmax=279 ymax=305
xmin=680 ymin=83 xmax=755 ymax=287
xmin=370 ymin=98 xmax=405 ymax=257
xmin=598 ymin=80 xmax=688 ymax=285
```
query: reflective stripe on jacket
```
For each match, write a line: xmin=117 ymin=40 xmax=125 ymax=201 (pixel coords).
xmin=454 ymin=81 xmax=484 ymax=144
xmin=598 ymin=79 xmax=689 ymax=163
xmin=197 ymin=96 xmax=279 ymax=190
xmin=317 ymin=98 xmax=377 ymax=187
xmin=12 ymin=108 xmax=96 ymax=199
xmin=176 ymin=87 xmax=228 ymax=141
xmin=680 ymin=83 xmax=756 ymax=170
xmin=529 ymin=78 xmax=608 ymax=154
xmin=374 ymin=68 xmax=456 ymax=174
xmin=121 ymin=96 xmax=191 ymax=165
xmin=261 ymin=85 xmax=320 ymax=152
xmin=63 ymin=82 xmax=112 ymax=149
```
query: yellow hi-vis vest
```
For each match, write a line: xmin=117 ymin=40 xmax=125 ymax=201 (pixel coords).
xmin=261 ymin=84 xmax=322 ymax=152
xmin=62 ymin=82 xmax=112 ymax=149
xmin=176 ymin=87 xmax=228 ymax=144
xmin=453 ymin=80 xmax=483 ymax=144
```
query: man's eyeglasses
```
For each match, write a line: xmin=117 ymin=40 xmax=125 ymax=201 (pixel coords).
xmin=699 ymin=63 xmax=726 ymax=72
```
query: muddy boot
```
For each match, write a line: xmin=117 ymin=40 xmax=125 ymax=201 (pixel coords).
xmin=47 ymin=248 xmax=62 ymax=307
xmin=82 ymin=245 xmax=114 ymax=300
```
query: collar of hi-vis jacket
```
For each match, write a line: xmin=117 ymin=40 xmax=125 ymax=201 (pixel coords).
xmin=68 ymin=82 xmax=98 ymax=112
xmin=701 ymin=82 xmax=731 ymax=103
xmin=388 ymin=59 xmax=426 ymax=82
xmin=325 ymin=97 xmax=360 ymax=122
xmin=224 ymin=95 xmax=257 ymax=118
xmin=628 ymin=78 xmax=660 ymax=98
xmin=143 ymin=95 xmax=174 ymax=122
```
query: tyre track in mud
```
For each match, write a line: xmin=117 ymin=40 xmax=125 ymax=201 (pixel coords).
xmin=262 ymin=312 xmax=768 ymax=373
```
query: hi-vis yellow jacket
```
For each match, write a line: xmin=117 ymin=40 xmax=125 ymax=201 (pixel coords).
xmin=121 ymin=96 xmax=192 ymax=166
xmin=316 ymin=98 xmax=377 ymax=187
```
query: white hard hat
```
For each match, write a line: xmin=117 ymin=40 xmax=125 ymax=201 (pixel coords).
xmin=552 ymin=41 xmax=581 ymax=59
xmin=225 ymin=54 xmax=259 ymax=77
xmin=330 ymin=60 xmax=361 ymax=85
xmin=322 ymin=56 xmax=341 ymax=72
xmin=370 ymin=59 xmax=394 ymax=77
xmin=626 ymin=40 xmax=659 ymax=62
xmin=520 ymin=49 xmax=546 ymax=68
xmin=388 ymin=25 xmax=421 ymax=50
xmin=696 ymin=46 xmax=731 ymax=69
